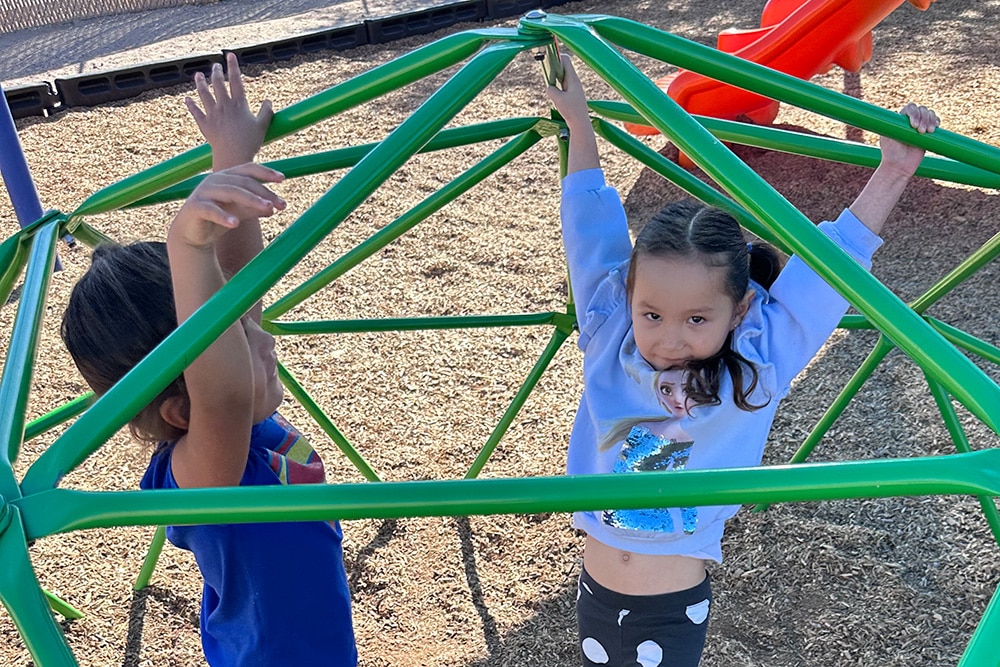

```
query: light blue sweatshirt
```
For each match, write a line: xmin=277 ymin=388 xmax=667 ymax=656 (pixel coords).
xmin=561 ymin=168 xmax=883 ymax=562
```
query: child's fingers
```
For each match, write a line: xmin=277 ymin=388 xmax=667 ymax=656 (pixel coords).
xmin=180 ymin=198 xmax=240 ymax=231
xmin=900 ymin=102 xmax=940 ymax=134
xmin=221 ymin=162 xmax=286 ymax=185
xmin=193 ymin=183 xmax=282 ymax=221
xmin=256 ymin=98 xmax=275 ymax=126
xmin=199 ymin=168 xmax=287 ymax=210
xmin=225 ymin=52 xmax=246 ymax=103
xmin=184 ymin=96 xmax=207 ymax=124
xmin=209 ymin=61 xmax=230 ymax=105
xmin=193 ymin=69 xmax=216 ymax=112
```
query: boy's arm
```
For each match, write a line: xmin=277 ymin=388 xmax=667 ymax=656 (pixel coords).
xmin=186 ymin=53 xmax=277 ymax=320
xmin=167 ymin=165 xmax=285 ymax=488
xmin=848 ymin=103 xmax=939 ymax=236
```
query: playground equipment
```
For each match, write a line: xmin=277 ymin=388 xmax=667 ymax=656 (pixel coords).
xmin=625 ymin=0 xmax=937 ymax=134
xmin=0 ymin=9 xmax=998 ymax=666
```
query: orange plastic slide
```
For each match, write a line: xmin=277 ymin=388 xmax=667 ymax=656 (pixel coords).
xmin=625 ymin=0 xmax=935 ymax=135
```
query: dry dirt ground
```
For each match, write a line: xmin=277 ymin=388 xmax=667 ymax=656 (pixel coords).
xmin=2 ymin=1 xmax=1000 ymax=665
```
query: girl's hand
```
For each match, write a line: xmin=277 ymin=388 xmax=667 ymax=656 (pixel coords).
xmin=878 ymin=103 xmax=940 ymax=177
xmin=185 ymin=52 xmax=274 ymax=169
xmin=545 ymin=54 xmax=591 ymax=131
xmin=170 ymin=163 xmax=285 ymax=250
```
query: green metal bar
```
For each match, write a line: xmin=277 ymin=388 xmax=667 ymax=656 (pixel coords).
xmin=0 ymin=232 xmax=30 ymax=307
xmin=24 ymin=394 xmax=94 ymax=442
xmin=753 ymin=335 xmax=896 ymax=513
xmin=0 ymin=211 xmax=64 ymax=308
xmin=268 ymin=312 xmax=570 ymax=336
xmin=277 ymin=361 xmax=380 ymax=483
xmin=131 ymin=117 xmax=543 ymax=207
xmin=69 ymin=28 xmax=535 ymax=219
xmin=589 ymin=100 xmax=1000 ymax=189
xmin=43 ymin=589 xmax=83 ymax=620
xmin=927 ymin=319 xmax=1000 ymax=366
xmin=60 ymin=220 xmax=114 ymax=250
xmin=465 ymin=326 xmax=570 ymax=479
xmin=791 ymin=336 xmax=895 ymax=465
xmin=133 ymin=525 xmax=166 ymax=591
xmin=925 ymin=374 xmax=1000 ymax=546
xmin=959 ymin=584 xmax=1000 ymax=667
xmin=538 ymin=16 xmax=1000 ymax=434
xmin=21 ymin=41 xmax=529 ymax=496
xmin=555 ymin=120 xmax=575 ymax=315
xmin=909 ymin=230 xmax=1000 ymax=314
xmin=575 ymin=14 xmax=1000 ymax=175
xmin=0 ymin=506 xmax=78 ymax=666
xmin=16 ymin=450 xmax=1000 ymax=540
xmin=0 ymin=219 xmax=59 ymax=497
xmin=266 ymin=128 xmax=544 ymax=318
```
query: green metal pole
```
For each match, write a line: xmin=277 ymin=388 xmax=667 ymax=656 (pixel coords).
xmin=131 ymin=117 xmax=542 ymax=207
xmin=268 ymin=312 xmax=572 ymax=336
xmin=133 ymin=525 xmax=166 ymax=591
xmin=753 ymin=335 xmax=896 ymax=513
xmin=927 ymin=319 xmax=1000 ymax=366
xmin=0 ymin=219 xmax=59 ymax=494
xmin=0 ymin=505 xmax=78 ymax=666
xmin=277 ymin=361 xmax=381 ymax=483
xmin=588 ymin=100 xmax=1000 ymax=190
xmin=958 ymin=582 xmax=1000 ymax=667
xmin=465 ymin=327 xmax=571 ymax=479
xmin=16 ymin=450 xmax=1000 ymax=540
xmin=926 ymin=374 xmax=1000 ymax=545
xmin=910 ymin=230 xmax=1000 ymax=314
xmin=592 ymin=117 xmax=779 ymax=246
xmin=24 ymin=394 xmax=94 ymax=443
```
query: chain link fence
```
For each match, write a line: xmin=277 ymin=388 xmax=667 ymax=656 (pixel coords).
xmin=0 ymin=0 xmax=215 ymax=34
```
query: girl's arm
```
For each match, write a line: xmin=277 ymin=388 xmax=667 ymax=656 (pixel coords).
xmin=167 ymin=165 xmax=286 ymax=488
xmin=547 ymin=53 xmax=633 ymax=335
xmin=760 ymin=104 xmax=939 ymax=388
xmin=848 ymin=103 xmax=939 ymax=235
xmin=546 ymin=54 xmax=599 ymax=175
xmin=185 ymin=52 xmax=275 ymax=322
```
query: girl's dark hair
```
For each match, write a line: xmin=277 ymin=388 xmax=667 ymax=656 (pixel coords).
xmin=61 ymin=241 xmax=188 ymax=444
xmin=626 ymin=199 xmax=786 ymax=412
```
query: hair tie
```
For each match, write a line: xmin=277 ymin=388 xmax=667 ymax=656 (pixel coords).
xmin=746 ymin=242 xmax=753 ymax=253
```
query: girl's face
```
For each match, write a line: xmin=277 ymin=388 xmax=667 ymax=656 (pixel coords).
xmin=630 ymin=254 xmax=753 ymax=371
xmin=242 ymin=315 xmax=284 ymax=422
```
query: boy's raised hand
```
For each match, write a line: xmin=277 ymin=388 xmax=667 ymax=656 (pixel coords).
xmin=878 ymin=102 xmax=940 ymax=177
xmin=186 ymin=52 xmax=274 ymax=170
xmin=170 ymin=163 xmax=285 ymax=250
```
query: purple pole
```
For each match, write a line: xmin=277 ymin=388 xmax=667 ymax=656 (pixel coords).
xmin=0 ymin=84 xmax=64 ymax=270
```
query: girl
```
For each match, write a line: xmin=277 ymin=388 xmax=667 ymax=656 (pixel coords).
xmin=61 ymin=55 xmax=358 ymax=666
xmin=546 ymin=53 xmax=938 ymax=667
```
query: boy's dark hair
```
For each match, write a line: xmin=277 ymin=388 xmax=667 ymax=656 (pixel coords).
xmin=626 ymin=199 xmax=786 ymax=412
xmin=61 ymin=241 xmax=188 ymax=444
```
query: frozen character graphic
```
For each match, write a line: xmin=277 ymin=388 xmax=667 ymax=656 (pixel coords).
xmin=602 ymin=369 xmax=699 ymax=535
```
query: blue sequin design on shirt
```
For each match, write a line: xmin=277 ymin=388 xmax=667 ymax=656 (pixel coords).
xmin=602 ymin=425 xmax=697 ymax=534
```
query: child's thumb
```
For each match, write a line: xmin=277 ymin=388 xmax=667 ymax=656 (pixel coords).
xmin=257 ymin=99 xmax=275 ymax=125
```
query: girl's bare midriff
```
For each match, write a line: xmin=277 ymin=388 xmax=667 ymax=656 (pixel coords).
xmin=584 ymin=534 xmax=707 ymax=595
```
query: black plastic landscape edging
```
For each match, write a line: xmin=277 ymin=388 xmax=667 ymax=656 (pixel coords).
xmin=2 ymin=0 xmax=569 ymax=119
